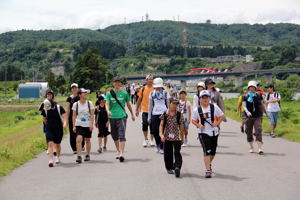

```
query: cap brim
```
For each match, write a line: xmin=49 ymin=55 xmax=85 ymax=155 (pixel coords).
xmin=200 ymin=95 xmax=210 ymax=98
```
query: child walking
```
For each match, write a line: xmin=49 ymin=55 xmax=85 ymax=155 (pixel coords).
xmin=95 ymin=96 xmax=110 ymax=153
xmin=159 ymin=97 xmax=184 ymax=178
xmin=178 ymin=90 xmax=192 ymax=146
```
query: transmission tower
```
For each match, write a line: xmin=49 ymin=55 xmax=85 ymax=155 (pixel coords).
xmin=181 ymin=24 xmax=188 ymax=58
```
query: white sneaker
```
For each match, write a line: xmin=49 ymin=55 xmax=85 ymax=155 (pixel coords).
xmin=143 ymin=140 xmax=149 ymax=148
xmin=54 ymin=156 xmax=60 ymax=164
xmin=46 ymin=150 xmax=49 ymax=155
xmin=48 ymin=160 xmax=54 ymax=167
xmin=182 ymin=143 xmax=187 ymax=147
xmin=159 ymin=149 xmax=164 ymax=154
xmin=249 ymin=148 xmax=254 ymax=153
xmin=149 ymin=140 xmax=155 ymax=147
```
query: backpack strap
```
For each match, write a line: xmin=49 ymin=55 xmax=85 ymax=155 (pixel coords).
xmin=210 ymin=104 xmax=215 ymax=123
xmin=163 ymin=112 xmax=167 ymax=134
xmin=267 ymin=93 xmax=270 ymax=101
xmin=197 ymin=106 xmax=205 ymax=126
xmin=76 ymin=102 xmax=78 ymax=116
xmin=197 ymin=104 xmax=214 ymax=126
xmin=164 ymin=91 xmax=168 ymax=108
xmin=140 ymin=86 xmax=145 ymax=101
xmin=176 ymin=111 xmax=181 ymax=125
xmin=110 ymin=89 xmax=127 ymax=117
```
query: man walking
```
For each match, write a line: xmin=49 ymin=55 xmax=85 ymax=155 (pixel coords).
xmin=105 ymin=76 xmax=135 ymax=162
xmin=135 ymin=74 xmax=155 ymax=147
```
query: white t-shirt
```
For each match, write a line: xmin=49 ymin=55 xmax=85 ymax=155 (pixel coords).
xmin=72 ymin=100 xmax=95 ymax=127
xmin=192 ymin=104 xmax=224 ymax=136
xmin=130 ymin=87 xmax=136 ymax=95
xmin=149 ymin=90 xmax=170 ymax=116
xmin=265 ymin=93 xmax=281 ymax=112
xmin=179 ymin=100 xmax=192 ymax=120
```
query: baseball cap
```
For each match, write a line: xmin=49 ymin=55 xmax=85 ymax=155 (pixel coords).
xmin=205 ymin=78 xmax=216 ymax=85
xmin=243 ymin=86 xmax=248 ymax=90
xmin=78 ymin=88 xmax=90 ymax=95
xmin=70 ymin=83 xmax=78 ymax=88
xmin=146 ymin=74 xmax=153 ymax=80
xmin=169 ymin=96 xmax=180 ymax=103
xmin=200 ymin=90 xmax=211 ymax=98
xmin=113 ymin=76 xmax=122 ymax=82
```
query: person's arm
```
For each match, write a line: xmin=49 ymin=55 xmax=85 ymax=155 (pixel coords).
xmin=159 ymin=115 xmax=165 ymax=142
xmin=126 ymin=101 xmax=135 ymax=121
xmin=89 ymin=102 xmax=95 ymax=131
xmin=179 ymin=113 xmax=185 ymax=141
xmin=191 ymin=109 xmax=205 ymax=130
xmin=193 ymin=95 xmax=198 ymax=108
xmin=148 ymin=93 xmax=153 ymax=122
xmin=187 ymin=104 xmax=192 ymax=124
xmin=65 ymin=101 xmax=70 ymax=126
xmin=135 ymin=94 xmax=142 ymax=117
xmin=237 ymin=97 xmax=242 ymax=115
xmin=72 ymin=108 xmax=77 ymax=132
xmin=242 ymin=101 xmax=252 ymax=117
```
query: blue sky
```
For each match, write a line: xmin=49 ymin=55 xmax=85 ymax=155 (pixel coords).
xmin=0 ymin=0 xmax=299 ymax=33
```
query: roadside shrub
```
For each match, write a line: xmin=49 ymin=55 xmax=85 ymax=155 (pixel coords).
xmin=0 ymin=147 xmax=11 ymax=159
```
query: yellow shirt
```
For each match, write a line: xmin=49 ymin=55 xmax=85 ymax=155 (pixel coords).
xmin=138 ymin=86 xmax=154 ymax=113
xmin=238 ymin=95 xmax=244 ymax=112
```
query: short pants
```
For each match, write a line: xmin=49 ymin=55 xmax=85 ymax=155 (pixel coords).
xmin=76 ymin=126 xmax=92 ymax=138
xmin=199 ymin=134 xmax=219 ymax=156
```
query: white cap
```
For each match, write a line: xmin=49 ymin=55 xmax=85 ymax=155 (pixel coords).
xmin=71 ymin=83 xmax=78 ymax=88
xmin=153 ymin=78 xmax=164 ymax=88
xmin=200 ymin=90 xmax=211 ymax=98
xmin=248 ymin=80 xmax=257 ymax=89
xmin=197 ymin=82 xmax=205 ymax=88
xmin=146 ymin=74 xmax=153 ymax=80
xmin=78 ymin=88 xmax=90 ymax=94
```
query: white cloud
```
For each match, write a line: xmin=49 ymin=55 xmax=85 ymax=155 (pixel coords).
xmin=0 ymin=0 xmax=299 ymax=33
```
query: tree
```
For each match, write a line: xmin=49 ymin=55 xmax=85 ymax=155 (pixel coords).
xmin=71 ymin=47 xmax=109 ymax=91
xmin=45 ymin=71 xmax=56 ymax=91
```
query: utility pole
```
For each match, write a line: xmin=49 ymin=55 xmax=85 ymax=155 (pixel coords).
xmin=4 ymin=65 xmax=7 ymax=98
xmin=181 ymin=24 xmax=188 ymax=58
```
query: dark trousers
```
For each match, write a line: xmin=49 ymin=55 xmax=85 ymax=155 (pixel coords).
xmin=164 ymin=140 xmax=182 ymax=170
xmin=151 ymin=115 xmax=163 ymax=149
xmin=69 ymin=120 xmax=84 ymax=152
xmin=245 ymin=117 xmax=263 ymax=143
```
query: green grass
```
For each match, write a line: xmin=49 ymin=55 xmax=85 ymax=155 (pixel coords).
xmin=224 ymin=98 xmax=300 ymax=142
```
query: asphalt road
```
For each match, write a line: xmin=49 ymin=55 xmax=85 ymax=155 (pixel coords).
xmin=1 ymin=112 xmax=300 ymax=200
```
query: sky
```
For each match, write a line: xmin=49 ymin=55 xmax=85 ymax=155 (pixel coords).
xmin=0 ymin=0 xmax=300 ymax=33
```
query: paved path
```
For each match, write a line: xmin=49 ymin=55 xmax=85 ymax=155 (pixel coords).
xmin=1 ymin=113 xmax=300 ymax=200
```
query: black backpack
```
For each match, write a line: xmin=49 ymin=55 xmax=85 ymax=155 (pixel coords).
xmin=197 ymin=104 xmax=215 ymax=126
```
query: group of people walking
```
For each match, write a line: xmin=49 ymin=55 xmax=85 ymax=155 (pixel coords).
xmin=39 ymin=74 xmax=281 ymax=179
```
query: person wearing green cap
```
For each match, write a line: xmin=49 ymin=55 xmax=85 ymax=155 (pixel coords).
xmin=237 ymin=86 xmax=248 ymax=133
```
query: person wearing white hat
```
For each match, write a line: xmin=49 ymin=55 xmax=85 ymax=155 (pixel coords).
xmin=242 ymin=81 xmax=264 ymax=154
xmin=193 ymin=82 xmax=205 ymax=108
xmin=148 ymin=77 xmax=170 ymax=154
xmin=192 ymin=90 xmax=225 ymax=178
xmin=72 ymin=88 xmax=95 ymax=163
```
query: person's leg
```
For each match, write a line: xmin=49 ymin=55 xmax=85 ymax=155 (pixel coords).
xmin=85 ymin=138 xmax=91 ymax=155
xmin=110 ymin=119 xmax=120 ymax=153
xmin=55 ymin=144 xmax=61 ymax=157
xmin=48 ymin=141 xmax=54 ymax=161
xmin=98 ymin=136 xmax=102 ymax=148
xmin=104 ymin=136 xmax=107 ymax=147
xmin=199 ymin=134 xmax=211 ymax=170
xmin=142 ymin=113 xmax=149 ymax=142
xmin=254 ymin=117 xmax=263 ymax=153
xmin=152 ymin=115 xmax=162 ymax=150
xmin=164 ymin=141 xmax=174 ymax=170
xmin=245 ymin=118 xmax=255 ymax=151
xmin=69 ymin=122 xmax=77 ymax=152
xmin=174 ymin=141 xmax=182 ymax=169
xmin=76 ymin=135 xmax=83 ymax=156
xmin=118 ymin=117 xmax=127 ymax=156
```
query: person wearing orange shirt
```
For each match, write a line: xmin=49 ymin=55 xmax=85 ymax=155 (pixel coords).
xmin=135 ymin=74 xmax=155 ymax=147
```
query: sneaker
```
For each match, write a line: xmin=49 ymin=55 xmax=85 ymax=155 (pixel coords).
xmin=53 ymin=152 xmax=57 ymax=156
xmin=73 ymin=151 xmax=77 ymax=154
xmin=103 ymin=147 xmax=107 ymax=152
xmin=167 ymin=169 xmax=174 ymax=174
xmin=115 ymin=153 xmax=120 ymax=159
xmin=270 ymin=133 xmax=276 ymax=138
xmin=48 ymin=160 xmax=54 ymax=167
xmin=46 ymin=150 xmax=49 ymax=155
xmin=149 ymin=140 xmax=155 ymax=147
xmin=258 ymin=149 xmax=264 ymax=155
xmin=241 ymin=126 xmax=244 ymax=133
xmin=182 ymin=143 xmax=187 ymax=147
xmin=155 ymin=147 xmax=160 ymax=153
xmin=82 ymin=147 xmax=85 ymax=152
xmin=159 ymin=149 xmax=164 ymax=154
xmin=84 ymin=155 xmax=90 ymax=161
xmin=54 ymin=156 xmax=60 ymax=164
xmin=143 ymin=140 xmax=149 ymax=148
xmin=185 ymin=137 xmax=188 ymax=145
xmin=98 ymin=147 xmax=103 ymax=153
xmin=205 ymin=170 xmax=212 ymax=178
xmin=249 ymin=148 xmax=254 ymax=153
xmin=175 ymin=168 xmax=180 ymax=178
xmin=119 ymin=156 xmax=125 ymax=162
xmin=76 ymin=156 xmax=82 ymax=164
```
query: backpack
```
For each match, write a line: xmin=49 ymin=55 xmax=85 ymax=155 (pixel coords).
xmin=197 ymin=104 xmax=215 ymax=126
xmin=76 ymin=101 xmax=91 ymax=116
xmin=162 ymin=111 xmax=181 ymax=133
xmin=140 ymin=86 xmax=146 ymax=101
xmin=267 ymin=92 xmax=281 ymax=108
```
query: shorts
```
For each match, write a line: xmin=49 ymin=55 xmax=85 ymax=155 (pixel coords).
xmin=268 ymin=112 xmax=279 ymax=126
xmin=199 ymin=134 xmax=219 ymax=156
xmin=76 ymin=126 xmax=92 ymax=138
xmin=142 ymin=112 xmax=152 ymax=132
xmin=98 ymin=123 xmax=110 ymax=137
xmin=184 ymin=119 xmax=189 ymax=129
xmin=110 ymin=117 xmax=127 ymax=142
xmin=45 ymin=123 xmax=63 ymax=144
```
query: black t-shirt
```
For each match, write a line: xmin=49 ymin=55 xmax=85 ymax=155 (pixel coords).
xmin=41 ymin=105 xmax=65 ymax=127
xmin=66 ymin=95 xmax=80 ymax=120
xmin=94 ymin=105 xmax=108 ymax=125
